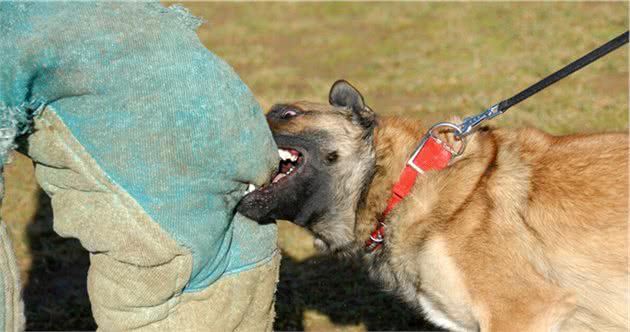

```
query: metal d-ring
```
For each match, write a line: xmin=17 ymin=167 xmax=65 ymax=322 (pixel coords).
xmin=427 ymin=122 xmax=467 ymax=157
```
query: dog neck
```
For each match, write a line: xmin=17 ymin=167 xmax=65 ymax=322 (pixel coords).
xmin=354 ymin=116 xmax=494 ymax=250
xmin=354 ymin=116 xmax=428 ymax=244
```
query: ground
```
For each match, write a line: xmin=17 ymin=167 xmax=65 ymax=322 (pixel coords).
xmin=2 ymin=2 xmax=627 ymax=331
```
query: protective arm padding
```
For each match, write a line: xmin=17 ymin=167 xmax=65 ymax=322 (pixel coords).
xmin=0 ymin=221 xmax=24 ymax=332
xmin=28 ymin=109 xmax=280 ymax=331
xmin=2 ymin=3 xmax=280 ymax=329
xmin=28 ymin=110 xmax=193 ymax=330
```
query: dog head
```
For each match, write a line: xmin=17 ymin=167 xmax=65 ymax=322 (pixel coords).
xmin=237 ymin=80 xmax=377 ymax=251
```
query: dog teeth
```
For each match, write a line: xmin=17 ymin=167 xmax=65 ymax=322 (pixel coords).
xmin=279 ymin=148 xmax=299 ymax=162
xmin=278 ymin=149 xmax=292 ymax=161
xmin=244 ymin=183 xmax=256 ymax=195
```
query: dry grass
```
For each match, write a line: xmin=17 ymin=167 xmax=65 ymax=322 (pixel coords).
xmin=2 ymin=2 xmax=627 ymax=331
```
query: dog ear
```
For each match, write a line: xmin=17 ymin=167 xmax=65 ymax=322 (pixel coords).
xmin=329 ymin=80 xmax=375 ymax=130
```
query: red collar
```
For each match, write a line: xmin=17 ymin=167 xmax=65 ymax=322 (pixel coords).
xmin=365 ymin=126 xmax=459 ymax=252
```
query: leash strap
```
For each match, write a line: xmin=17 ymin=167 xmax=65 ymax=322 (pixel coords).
xmin=458 ymin=30 xmax=629 ymax=136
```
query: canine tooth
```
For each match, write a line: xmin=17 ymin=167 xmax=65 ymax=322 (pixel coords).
xmin=290 ymin=154 xmax=298 ymax=162
xmin=278 ymin=149 xmax=292 ymax=161
xmin=244 ymin=183 xmax=256 ymax=195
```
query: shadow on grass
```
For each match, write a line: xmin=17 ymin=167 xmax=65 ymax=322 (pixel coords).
xmin=22 ymin=189 xmax=95 ymax=331
xmin=275 ymin=253 xmax=442 ymax=331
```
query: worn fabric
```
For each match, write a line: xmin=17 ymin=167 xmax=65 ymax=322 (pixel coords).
xmin=29 ymin=109 xmax=193 ymax=330
xmin=0 ymin=221 xmax=24 ymax=332
xmin=27 ymin=110 xmax=280 ymax=330
xmin=1 ymin=1 xmax=280 ymax=330
xmin=145 ymin=251 xmax=280 ymax=332
xmin=1 ymin=1 xmax=279 ymax=292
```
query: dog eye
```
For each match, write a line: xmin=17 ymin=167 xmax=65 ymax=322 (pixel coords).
xmin=281 ymin=109 xmax=299 ymax=119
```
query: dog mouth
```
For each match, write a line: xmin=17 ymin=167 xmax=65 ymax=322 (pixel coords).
xmin=237 ymin=146 xmax=308 ymax=222
xmin=249 ymin=147 xmax=304 ymax=191
xmin=270 ymin=148 xmax=304 ymax=184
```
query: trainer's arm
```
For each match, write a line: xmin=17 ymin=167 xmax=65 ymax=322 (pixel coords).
xmin=0 ymin=2 xmax=279 ymax=330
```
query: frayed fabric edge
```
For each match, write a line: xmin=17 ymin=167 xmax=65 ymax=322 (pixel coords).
xmin=150 ymin=3 xmax=205 ymax=31
xmin=167 ymin=4 xmax=205 ymax=30
xmin=0 ymin=100 xmax=45 ymax=167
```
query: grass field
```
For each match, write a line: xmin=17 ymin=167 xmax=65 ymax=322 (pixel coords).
xmin=2 ymin=2 xmax=627 ymax=331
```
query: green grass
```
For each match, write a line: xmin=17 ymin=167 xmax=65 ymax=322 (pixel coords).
xmin=2 ymin=2 xmax=627 ymax=331
xmin=192 ymin=2 xmax=627 ymax=136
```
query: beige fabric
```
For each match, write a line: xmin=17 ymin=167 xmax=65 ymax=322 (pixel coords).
xmin=145 ymin=252 xmax=280 ymax=332
xmin=28 ymin=108 xmax=193 ymax=330
xmin=27 ymin=108 xmax=279 ymax=331
xmin=0 ymin=221 xmax=24 ymax=332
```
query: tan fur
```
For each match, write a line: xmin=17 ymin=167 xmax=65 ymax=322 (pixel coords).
xmin=361 ymin=117 xmax=628 ymax=331
xmin=268 ymin=99 xmax=628 ymax=331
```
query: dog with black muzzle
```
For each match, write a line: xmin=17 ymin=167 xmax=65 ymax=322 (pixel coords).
xmin=238 ymin=80 xmax=628 ymax=332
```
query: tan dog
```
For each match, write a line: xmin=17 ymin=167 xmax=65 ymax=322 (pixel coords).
xmin=238 ymin=80 xmax=628 ymax=331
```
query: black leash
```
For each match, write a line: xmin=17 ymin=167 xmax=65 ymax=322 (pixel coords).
xmin=458 ymin=30 xmax=629 ymax=137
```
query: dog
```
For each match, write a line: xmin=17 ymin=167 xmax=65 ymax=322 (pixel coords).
xmin=238 ymin=80 xmax=628 ymax=331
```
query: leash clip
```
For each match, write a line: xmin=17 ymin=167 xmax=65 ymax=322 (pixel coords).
xmin=457 ymin=103 xmax=503 ymax=137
